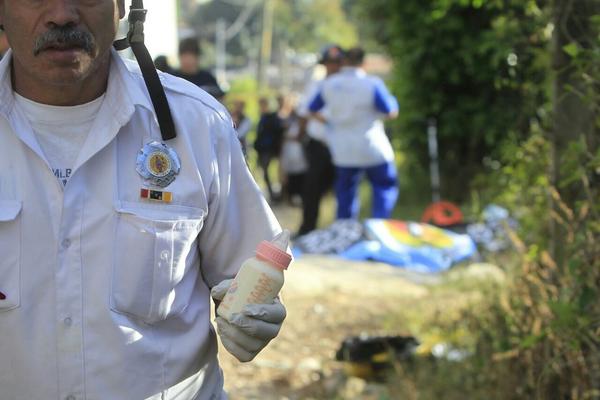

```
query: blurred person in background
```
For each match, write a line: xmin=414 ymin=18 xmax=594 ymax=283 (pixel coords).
xmin=230 ymin=99 xmax=252 ymax=156
xmin=295 ymin=45 xmax=343 ymax=236
xmin=254 ymin=97 xmax=284 ymax=202
xmin=153 ymin=54 xmax=174 ymax=75
xmin=309 ymin=47 xmax=399 ymax=220
xmin=278 ymin=94 xmax=307 ymax=206
xmin=175 ymin=37 xmax=224 ymax=100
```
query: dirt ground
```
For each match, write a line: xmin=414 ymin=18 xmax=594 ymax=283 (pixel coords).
xmin=215 ymin=197 xmax=508 ymax=399
xmin=217 ymin=254 xmax=431 ymax=399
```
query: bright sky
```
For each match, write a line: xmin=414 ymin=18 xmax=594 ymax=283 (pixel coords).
xmin=121 ymin=0 xmax=179 ymax=61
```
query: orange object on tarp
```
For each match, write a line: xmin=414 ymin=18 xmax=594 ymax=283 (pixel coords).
xmin=421 ymin=201 xmax=464 ymax=227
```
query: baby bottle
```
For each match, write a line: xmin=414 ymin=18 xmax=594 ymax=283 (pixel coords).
xmin=217 ymin=230 xmax=292 ymax=320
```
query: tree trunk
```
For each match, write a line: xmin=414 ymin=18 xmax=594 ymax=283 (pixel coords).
xmin=549 ymin=0 xmax=599 ymax=264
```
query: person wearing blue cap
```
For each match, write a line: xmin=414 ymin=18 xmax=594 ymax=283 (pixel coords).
xmin=309 ymin=47 xmax=399 ymax=220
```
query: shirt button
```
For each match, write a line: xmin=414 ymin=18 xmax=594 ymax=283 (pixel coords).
xmin=61 ymin=239 xmax=72 ymax=249
xmin=63 ymin=317 xmax=73 ymax=327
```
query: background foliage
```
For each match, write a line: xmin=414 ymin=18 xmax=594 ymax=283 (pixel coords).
xmin=184 ymin=2 xmax=599 ymax=396
xmin=354 ymin=0 xmax=599 ymax=398
xmin=356 ymin=0 xmax=549 ymax=202
xmin=188 ymin=0 xmax=357 ymax=67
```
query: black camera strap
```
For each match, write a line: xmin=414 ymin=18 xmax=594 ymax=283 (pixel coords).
xmin=114 ymin=0 xmax=177 ymax=141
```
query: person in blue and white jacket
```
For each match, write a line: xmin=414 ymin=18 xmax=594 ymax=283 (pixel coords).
xmin=309 ymin=47 xmax=400 ymax=220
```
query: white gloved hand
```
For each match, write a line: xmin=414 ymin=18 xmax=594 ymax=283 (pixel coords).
xmin=211 ymin=279 xmax=286 ymax=362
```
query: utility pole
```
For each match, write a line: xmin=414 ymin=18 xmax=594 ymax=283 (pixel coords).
xmin=549 ymin=0 xmax=599 ymax=264
xmin=258 ymin=0 xmax=274 ymax=88
xmin=278 ymin=38 xmax=289 ymax=90
xmin=215 ymin=18 xmax=227 ymax=87
xmin=427 ymin=118 xmax=441 ymax=203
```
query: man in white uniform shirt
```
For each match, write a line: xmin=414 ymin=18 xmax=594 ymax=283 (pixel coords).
xmin=0 ymin=1 xmax=286 ymax=399
xmin=309 ymin=47 xmax=400 ymax=220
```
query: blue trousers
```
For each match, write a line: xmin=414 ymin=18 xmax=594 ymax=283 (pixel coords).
xmin=335 ymin=162 xmax=399 ymax=219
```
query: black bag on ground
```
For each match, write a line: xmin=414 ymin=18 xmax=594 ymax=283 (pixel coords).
xmin=335 ymin=335 xmax=419 ymax=380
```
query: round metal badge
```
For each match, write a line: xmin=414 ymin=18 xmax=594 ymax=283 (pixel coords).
xmin=136 ymin=141 xmax=181 ymax=188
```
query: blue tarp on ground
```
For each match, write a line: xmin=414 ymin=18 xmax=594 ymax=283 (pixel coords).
xmin=293 ymin=219 xmax=477 ymax=274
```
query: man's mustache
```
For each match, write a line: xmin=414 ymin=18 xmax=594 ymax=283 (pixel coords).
xmin=33 ymin=26 xmax=95 ymax=56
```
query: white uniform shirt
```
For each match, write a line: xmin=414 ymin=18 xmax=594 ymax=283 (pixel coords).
xmin=0 ymin=50 xmax=280 ymax=400
xmin=309 ymin=67 xmax=399 ymax=168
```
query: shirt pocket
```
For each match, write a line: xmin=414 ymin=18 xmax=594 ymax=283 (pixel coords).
xmin=111 ymin=201 xmax=205 ymax=324
xmin=0 ymin=200 xmax=22 ymax=312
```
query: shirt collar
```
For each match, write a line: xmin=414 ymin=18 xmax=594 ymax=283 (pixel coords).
xmin=0 ymin=48 xmax=155 ymax=122
xmin=341 ymin=66 xmax=366 ymax=77
xmin=101 ymin=48 xmax=157 ymax=127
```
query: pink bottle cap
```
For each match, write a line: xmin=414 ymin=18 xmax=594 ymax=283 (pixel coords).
xmin=256 ymin=240 xmax=292 ymax=270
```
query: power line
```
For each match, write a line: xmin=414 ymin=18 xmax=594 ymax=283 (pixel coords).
xmin=225 ymin=0 xmax=261 ymax=41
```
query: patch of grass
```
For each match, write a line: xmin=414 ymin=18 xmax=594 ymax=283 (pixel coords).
xmin=375 ymin=263 xmax=510 ymax=400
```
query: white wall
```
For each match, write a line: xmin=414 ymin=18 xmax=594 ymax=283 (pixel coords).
xmin=121 ymin=0 xmax=179 ymax=62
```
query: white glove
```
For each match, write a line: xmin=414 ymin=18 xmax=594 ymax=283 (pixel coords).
xmin=211 ymin=279 xmax=286 ymax=362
